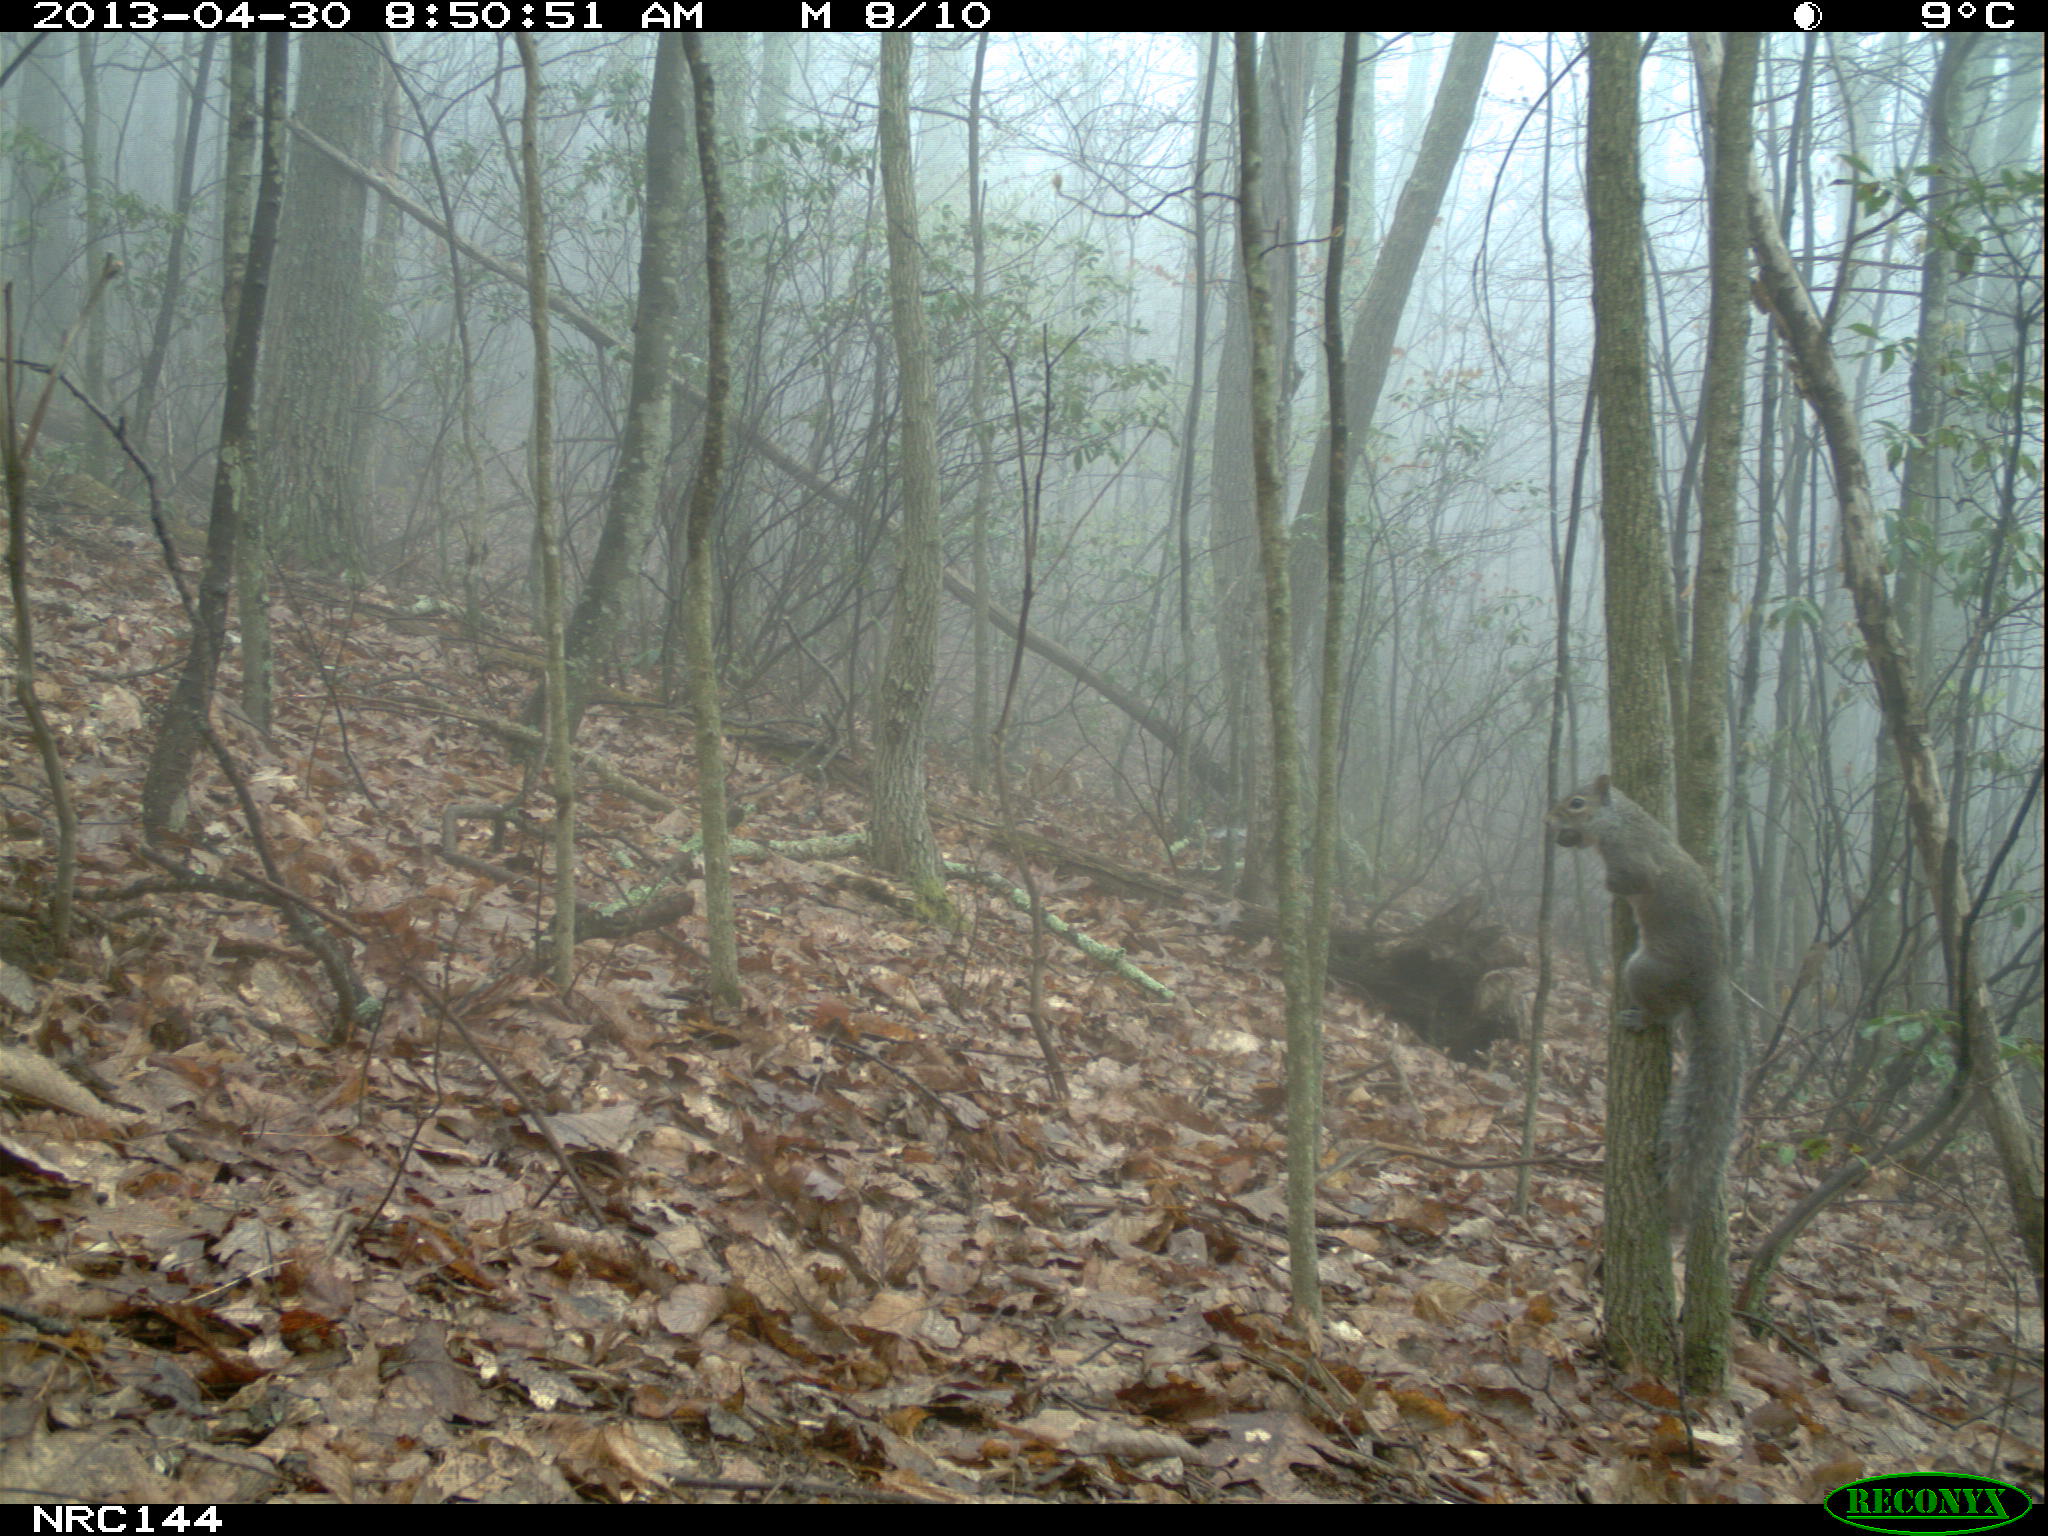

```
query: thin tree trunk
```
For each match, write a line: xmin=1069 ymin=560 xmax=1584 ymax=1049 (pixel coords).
xmin=133 ymin=38 xmax=214 ymax=458
xmin=1234 ymin=33 xmax=1315 ymax=1328
xmin=2 ymin=260 xmax=120 ymax=954
xmin=1169 ymin=36 xmax=1219 ymax=832
xmin=541 ymin=37 xmax=692 ymax=743
xmin=681 ymin=36 xmax=739 ymax=1008
xmin=1298 ymin=28 xmax=1358 ymax=1328
xmin=514 ymin=37 xmax=575 ymax=992
xmin=869 ymin=37 xmax=949 ymax=915
xmin=966 ymin=36 xmax=994 ymax=793
xmin=1675 ymin=28 xmax=1757 ymax=1394
xmin=1288 ymin=33 xmax=1495 ymax=647
xmin=140 ymin=35 xmax=288 ymax=840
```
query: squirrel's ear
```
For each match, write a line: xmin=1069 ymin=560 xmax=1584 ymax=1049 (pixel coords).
xmin=1593 ymin=773 xmax=1612 ymax=799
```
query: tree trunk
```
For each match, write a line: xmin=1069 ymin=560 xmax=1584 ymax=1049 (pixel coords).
xmin=1287 ymin=34 xmax=1495 ymax=651
xmin=681 ymin=36 xmax=740 ymax=1008
xmin=1211 ymin=33 xmax=1307 ymax=904
xmin=257 ymin=34 xmax=381 ymax=574
xmin=542 ymin=37 xmax=692 ymax=743
xmin=132 ymin=38 xmax=214 ymax=461
xmin=869 ymin=38 xmax=949 ymax=916
xmin=1674 ymin=28 xmax=1757 ymax=1394
xmin=1234 ymin=33 xmax=1316 ymax=1328
xmin=514 ymin=38 xmax=575 ymax=992
xmin=1584 ymin=30 xmax=1680 ymax=1380
xmin=965 ymin=36 xmax=994 ymax=793
xmin=141 ymin=36 xmax=288 ymax=839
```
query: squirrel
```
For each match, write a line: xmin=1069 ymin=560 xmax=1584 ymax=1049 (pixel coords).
xmin=1548 ymin=774 xmax=1745 ymax=1234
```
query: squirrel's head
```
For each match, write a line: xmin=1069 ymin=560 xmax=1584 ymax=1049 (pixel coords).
xmin=1548 ymin=775 xmax=1613 ymax=847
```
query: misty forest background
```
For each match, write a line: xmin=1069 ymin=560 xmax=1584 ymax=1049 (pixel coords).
xmin=0 ymin=27 xmax=2041 ymax=1481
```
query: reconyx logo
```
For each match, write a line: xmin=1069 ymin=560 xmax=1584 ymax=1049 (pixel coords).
xmin=1825 ymin=1474 xmax=2033 ymax=1534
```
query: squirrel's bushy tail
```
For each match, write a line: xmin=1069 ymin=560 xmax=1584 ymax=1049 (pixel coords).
xmin=1658 ymin=981 xmax=1746 ymax=1232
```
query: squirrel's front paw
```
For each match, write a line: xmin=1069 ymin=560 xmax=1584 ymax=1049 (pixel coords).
xmin=1617 ymin=1006 xmax=1650 ymax=1033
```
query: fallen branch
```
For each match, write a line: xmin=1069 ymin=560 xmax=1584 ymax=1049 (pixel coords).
xmin=947 ymin=862 xmax=1174 ymax=1000
xmin=0 ymin=1044 xmax=137 ymax=1128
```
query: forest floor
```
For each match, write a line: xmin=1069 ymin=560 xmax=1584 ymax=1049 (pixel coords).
xmin=0 ymin=511 xmax=2039 ymax=1505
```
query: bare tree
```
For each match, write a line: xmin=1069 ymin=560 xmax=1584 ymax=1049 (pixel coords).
xmin=515 ymin=37 xmax=575 ymax=992
xmin=1234 ymin=32 xmax=1315 ymax=1326
xmin=682 ymin=35 xmax=740 ymax=1009
xmin=869 ymin=37 xmax=949 ymax=918
xmin=1670 ymin=28 xmax=1757 ymax=1393
xmin=544 ymin=37 xmax=692 ymax=743
xmin=1584 ymin=30 xmax=1682 ymax=1381
xmin=140 ymin=35 xmax=289 ymax=840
